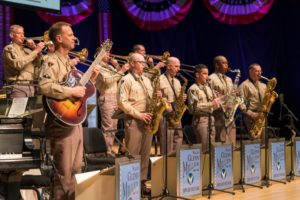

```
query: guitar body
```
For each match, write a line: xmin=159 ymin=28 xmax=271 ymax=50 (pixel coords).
xmin=43 ymin=69 xmax=96 ymax=127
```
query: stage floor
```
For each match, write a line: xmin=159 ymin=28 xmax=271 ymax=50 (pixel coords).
xmin=146 ymin=178 xmax=300 ymax=200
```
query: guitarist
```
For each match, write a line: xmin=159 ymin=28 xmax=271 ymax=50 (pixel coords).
xmin=39 ymin=22 xmax=100 ymax=200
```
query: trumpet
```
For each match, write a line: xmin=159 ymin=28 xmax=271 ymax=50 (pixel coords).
xmin=26 ymin=30 xmax=50 ymax=43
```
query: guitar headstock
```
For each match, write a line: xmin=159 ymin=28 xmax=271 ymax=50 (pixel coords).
xmin=94 ymin=39 xmax=113 ymax=58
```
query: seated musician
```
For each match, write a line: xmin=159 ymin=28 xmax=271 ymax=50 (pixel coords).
xmin=39 ymin=21 xmax=100 ymax=200
xmin=2 ymin=24 xmax=45 ymax=98
xmin=187 ymin=64 xmax=221 ymax=152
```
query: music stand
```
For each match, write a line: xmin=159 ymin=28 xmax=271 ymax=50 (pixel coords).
xmin=151 ymin=113 xmax=190 ymax=200
xmin=206 ymin=113 xmax=235 ymax=198
xmin=235 ymin=113 xmax=263 ymax=192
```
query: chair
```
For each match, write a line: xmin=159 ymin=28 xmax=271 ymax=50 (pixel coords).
xmin=20 ymin=174 xmax=51 ymax=200
xmin=83 ymin=127 xmax=115 ymax=172
xmin=183 ymin=125 xmax=197 ymax=145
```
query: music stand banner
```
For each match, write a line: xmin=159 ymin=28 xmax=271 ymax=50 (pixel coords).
xmin=177 ymin=145 xmax=202 ymax=197
xmin=212 ymin=143 xmax=233 ymax=190
xmin=243 ymin=141 xmax=261 ymax=184
xmin=115 ymin=157 xmax=141 ymax=200
xmin=269 ymin=139 xmax=286 ymax=180
xmin=294 ymin=137 xmax=300 ymax=176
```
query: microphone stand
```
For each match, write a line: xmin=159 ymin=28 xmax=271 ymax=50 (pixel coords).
xmin=151 ymin=112 xmax=190 ymax=200
xmin=280 ymin=101 xmax=299 ymax=181
xmin=206 ymin=112 xmax=235 ymax=198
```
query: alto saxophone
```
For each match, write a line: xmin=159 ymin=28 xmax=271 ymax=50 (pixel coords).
xmin=220 ymin=69 xmax=244 ymax=127
xmin=144 ymin=69 xmax=169 ymax=134
xmin=168 ymin=73 xmax=188 ymax=126
xmin=249 ymin=76 xmax=278 ymax=139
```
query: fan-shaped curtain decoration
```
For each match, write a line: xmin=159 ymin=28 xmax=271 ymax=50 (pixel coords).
xmin=203 ymin=0 xmax=274 ymax=25
xmin=37 ymin=0 xmax=95 ymax=25
xmin=120 ymin=0 xmax=193 ymax=30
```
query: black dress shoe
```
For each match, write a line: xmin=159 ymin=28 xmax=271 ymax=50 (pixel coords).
xmin=141 ymin=182 xmax=151 ymax=197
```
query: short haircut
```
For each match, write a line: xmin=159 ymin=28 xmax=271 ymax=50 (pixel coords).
xmin=248 ymin=63 xmax=260 ymax=70
xmin=132 ymin=44 xmax=144 ymax=52
xmin=194 ymin=64 xmax=208 ymax=74
xmin=49 ymin=21 xmax=71 ymax=49
xmin=10 ymin=24 xmax=23 ymax=33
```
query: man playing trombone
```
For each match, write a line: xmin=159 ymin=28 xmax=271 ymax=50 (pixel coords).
xmin=95 ymin=51 xmax=130 ymax=157
xmin=2 ymin=24 xmax=45 ymax=97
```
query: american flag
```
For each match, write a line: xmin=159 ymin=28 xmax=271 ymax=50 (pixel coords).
xmin=97 ymin=0 xmax=112 ymax=43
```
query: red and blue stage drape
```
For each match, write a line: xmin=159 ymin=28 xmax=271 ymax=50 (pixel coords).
xmin=0 ymin=5 xmax=11 ymax=85
xmin=203 ymin=0 xmax=274 ymax=25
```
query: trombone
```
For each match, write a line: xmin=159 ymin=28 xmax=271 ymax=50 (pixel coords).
xmin=69 ymin=48 xmax=93 ymax=66
xmin=110 ymin=54 xmax=130 ymax=64
xmin=145 ymin=51 xmax=170 ymax=62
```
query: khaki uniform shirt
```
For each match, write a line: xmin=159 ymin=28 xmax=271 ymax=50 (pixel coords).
xmin=187 ymin=83 xmax=216 ymax=115
xmin=160 ymin=74 xmax=181 ymax=103
xmin=239 ymin=79 xmax=267 ymax=114
xmin=39 ymin=52 xmax=75 ymax=100
xmin=117 ymin=72 xmax=153 ymax=119
xmin=2 ymin=43 xmax=41 ymax=83
xmin=95 ymin=63 xmax=124 ymax=94
xmin=209 ymin=72 xmax=233 ymax=96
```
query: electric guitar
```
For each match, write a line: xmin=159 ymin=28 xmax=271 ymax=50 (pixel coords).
xmin=43 ymin=39 xmax=113 ymax=126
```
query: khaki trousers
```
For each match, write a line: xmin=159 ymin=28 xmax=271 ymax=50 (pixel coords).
xmin=124 ymin=118 xmax=153 ymax=180
xmin=158 ymin=116 xmax=183 ymax=155
xmin=192 ymin=115 xmax=216 ymax=152
xmin=45 ymin=118 xmax=83 ymax=200
xmin=98 ymin=93 xmax=118 ymax=154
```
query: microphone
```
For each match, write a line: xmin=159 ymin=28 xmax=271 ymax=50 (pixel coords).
xmin=279 ymin=93 xmax=284 ymax=121
xmin=279 ymin=93 xmax=284 ymax=104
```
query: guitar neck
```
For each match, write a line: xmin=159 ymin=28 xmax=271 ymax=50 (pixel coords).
xmin=79 ymin=50 xmax=106 ymax=86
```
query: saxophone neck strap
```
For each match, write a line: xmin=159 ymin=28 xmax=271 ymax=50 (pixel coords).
xmin=164 ymin=73 xmax=178 ymax=100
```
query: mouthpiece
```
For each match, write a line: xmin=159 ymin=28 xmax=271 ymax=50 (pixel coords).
xmin=260 ymin=75 xmax=270 ymax=81
xmin=228 ymin=68 xmax=240 ymax=73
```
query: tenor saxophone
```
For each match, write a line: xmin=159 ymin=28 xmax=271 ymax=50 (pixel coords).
xmin=144 ymin=69 xmax=169 ymax=134
xmin=168 ymin=74 xmax=188 ymax=126
xmin=249 ymin=77 xmax=278 ymax=139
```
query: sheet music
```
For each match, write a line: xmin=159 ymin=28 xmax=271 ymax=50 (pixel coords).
xmin=8 ymin=97 xmax=28 ymax=118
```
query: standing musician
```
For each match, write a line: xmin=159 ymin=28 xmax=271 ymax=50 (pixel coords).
xmin=132 ymin=44 xmax=165 ymax=74
xmin=2 ymin=24 xmax=45 ymax=97
xmin=117 ymin=53 xmax=161 ymax=194
xmin=95 ymin=51 xmax=129 ymax=157
xmin=239 ymin=63 xmax=267 ymax=141
xmin=39 ymin=21 xmax=100 ymax=200
xmin=158 ymin=57 xmax=186 ymax=155
xmin=187 ymin=64 xmax=221 ymax=152
xmin=209 ymin=55 xmax=236 ymax=147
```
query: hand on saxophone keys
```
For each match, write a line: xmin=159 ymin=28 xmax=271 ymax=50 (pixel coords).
xmin=212 ymin=97 xmax=221 ymax=109
xmin=139 ymin=113 xmax=153 ymax=123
